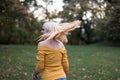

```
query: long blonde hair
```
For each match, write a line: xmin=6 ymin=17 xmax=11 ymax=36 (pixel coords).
xmin=37 ymin=20 xmax=81 ymax=43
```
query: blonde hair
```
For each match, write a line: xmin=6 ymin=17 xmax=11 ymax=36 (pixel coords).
xmin=37 ymin=21 xmax=64 ymax=42
xmin=43 ymin=22 xmax=60 ymax=33
xmin=37 ymin=20 xmax=81 ymax=43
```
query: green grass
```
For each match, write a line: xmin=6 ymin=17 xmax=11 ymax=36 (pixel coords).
xmin=0 ymin=44 xmax=120 ymax=80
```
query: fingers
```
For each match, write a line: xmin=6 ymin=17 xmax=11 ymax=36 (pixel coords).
xmin=32 ymin=71 xmax=39 ymax=80
xmin=65 ymin=71 xmax=69 ymax=76
xmin=32 ymin=73 xmax=38 ymax=80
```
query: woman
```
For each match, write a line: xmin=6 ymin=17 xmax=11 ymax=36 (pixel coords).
xmin=33 ymin=20 xmax=81 ymax=80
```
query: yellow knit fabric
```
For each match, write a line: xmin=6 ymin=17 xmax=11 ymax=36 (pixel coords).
xmin=35 ymin=46 xmax=69 ymax=80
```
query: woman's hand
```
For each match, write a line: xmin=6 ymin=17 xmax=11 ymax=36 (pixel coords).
xmin=65 ymin=71 xmax=69 ymax=76
xmin=32 ymin=71 xmax=39 ymax=80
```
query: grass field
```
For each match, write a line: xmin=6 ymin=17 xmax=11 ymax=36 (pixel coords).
xmin=0 ymin=44 xmax=120 ymax=80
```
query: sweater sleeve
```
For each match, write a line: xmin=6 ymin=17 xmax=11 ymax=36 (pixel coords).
xmin=35 ymin=48 xmax=45 ymax=72
xmin=62 ymin=49 xmax=69 ymax=72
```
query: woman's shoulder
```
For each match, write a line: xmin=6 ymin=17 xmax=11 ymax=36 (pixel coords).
xmin=38 ymin=40 xmax=65 ymax=49
xmin=38 ymin=41 xmax=47 ymax=46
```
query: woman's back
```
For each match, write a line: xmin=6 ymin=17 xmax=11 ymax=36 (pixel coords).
xmin=36 ymin=39 xmax=69 ymax=80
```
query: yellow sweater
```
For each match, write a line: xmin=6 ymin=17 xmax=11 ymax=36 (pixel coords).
xmin=35 ymin=46 xmax=69 ymax=80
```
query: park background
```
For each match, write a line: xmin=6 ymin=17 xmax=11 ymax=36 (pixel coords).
xmin=0 ymin=0 xmax=120 ymax=80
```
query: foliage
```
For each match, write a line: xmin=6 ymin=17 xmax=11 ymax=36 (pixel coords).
xmin=103 ymin=0 xmax=120 ymax=44
xmin=0 ymin=0 xmax=42 ymax=44
xmin=0 ymin=44 xmax=120 ymax=80
xmin=60 ymin=0 xmax=107 ymax=45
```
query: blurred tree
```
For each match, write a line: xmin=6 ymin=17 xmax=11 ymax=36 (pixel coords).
xmin=59 ymin=0 xmax=107 ymax=44
xmin=103 ymin=0 xmax=120 ymax=45
xmin=33 ymin=0 xmax=57 ymax=21
xmin=0 ymin=0 xmax=41 ymax=44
